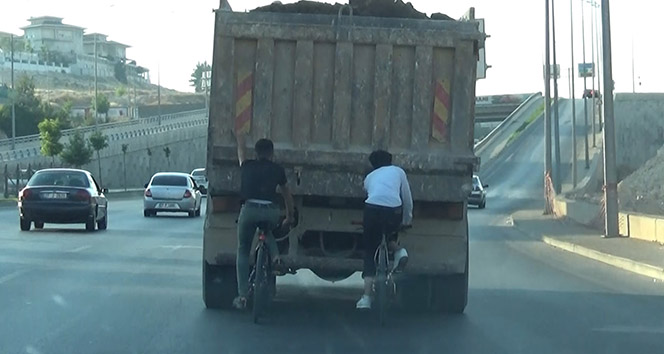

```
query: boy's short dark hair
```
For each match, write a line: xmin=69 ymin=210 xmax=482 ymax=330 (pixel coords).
xmin=255 ymin=139 xmax=274 ymax=160
xmin=369 ymin=150 xmax=392 ymax=169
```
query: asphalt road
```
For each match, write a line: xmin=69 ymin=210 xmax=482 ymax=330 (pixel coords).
xmin=1 ymin=104 xmax=663 ymax=353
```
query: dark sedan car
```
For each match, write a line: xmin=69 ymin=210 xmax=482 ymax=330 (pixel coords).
xmin=468 ymin=175 xmax=488 ymax=209
xmin=18 ymin=168 xmax=108 ymax=231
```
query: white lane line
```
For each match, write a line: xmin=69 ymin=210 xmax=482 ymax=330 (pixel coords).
xmin=158 ymin=245 xmax=202 ymax=251
xmin=68 ymin=245 xmax=91 ymax=253
xmin=0 ymin=269 xmax=29 ymax=284
xmin=594 ymin=325 xmax=664 ymax=334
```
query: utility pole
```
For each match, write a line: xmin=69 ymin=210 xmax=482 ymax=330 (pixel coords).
xmin=600 ymin=0 xmax=618 ymax=238
xmin=544 ymin=0 xmax=553 ymax=214
xmin=10 ymin=34 xmax=16 ymax=151
xmin=581 ymin=0 xmax=590 ymax=169
xmin=569 ymin=0 xmax=578 ymax=189
xmin=203 ymin=69 xmax=211 ymax=119
xmin=594 ymin=1 xmax=603 ymax=132
xmin=94 ymin=34 xmax=98 ymax=128
xmin=589 ymin=0 xmax=596 ymax=148
xmin=552 ymin=0 xmax=562 ymax=194
xmin=157 ymin=65 xmax=162 ymax=126
xmin=631 ymin=36 xmax=635 ymax=93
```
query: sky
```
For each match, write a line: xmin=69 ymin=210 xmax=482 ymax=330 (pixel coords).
xmin=0 ymin=0 xmax=661 ymax=96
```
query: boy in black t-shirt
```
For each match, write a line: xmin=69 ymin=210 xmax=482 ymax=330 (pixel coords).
xmin=232 ymin=134 xmax=294 ymax=310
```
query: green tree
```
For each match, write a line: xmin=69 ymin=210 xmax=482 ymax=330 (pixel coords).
xmin=89 ymin=131 xmax=109 ymax=187
xmin=121 ymin=144 xmax=129 ymax=191
xmin=116 ymin=86 xmax=130 ymax=118
xmin=163 ymin=146 xmax=171 ymax=167
xmin=93 ymin=94 xmax=110 ymax=123
xmin=0 ymin=75 xmax=44 ymax=137
xmin=114 ymin=62 xmax=128 ymax=84
xmin=147 ymin=147 xmax=153 ymax=176
xmin=189 ymin=62 xmax=211 ymax=93
xmin=38 ymin=118 xmax=63 ymax=165
xmin=60 ymin=131 xmax=92 ymax=168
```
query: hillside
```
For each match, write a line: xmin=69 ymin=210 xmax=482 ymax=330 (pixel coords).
xmin=618 ymin=144 xmax=664 ymax=216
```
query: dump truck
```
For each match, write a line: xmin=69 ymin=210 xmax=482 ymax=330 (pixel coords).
xmin=203 ymin=3 xmax=484 ymax=314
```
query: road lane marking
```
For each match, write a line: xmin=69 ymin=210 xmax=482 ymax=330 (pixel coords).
xmin=0 ymin=269 xmax=29 ymax=284
xmin=67 ymin=245 xmax=92 ymax=253
xmin=594 ymin=325 xmax=664 ymax=334
xmin=158 ymin=245 xmax=202 ymax=251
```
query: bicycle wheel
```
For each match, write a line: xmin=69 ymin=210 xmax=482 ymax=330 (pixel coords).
xmin=252 ymin=243 xmax=270 ymax=324
xmin=375 ymin=244 xmax=389 ymax=326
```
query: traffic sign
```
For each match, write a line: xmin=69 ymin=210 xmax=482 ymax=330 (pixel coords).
xmin=578 ymin=63 xmax=594 ymax=78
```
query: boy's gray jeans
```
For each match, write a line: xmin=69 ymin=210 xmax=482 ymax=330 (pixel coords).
xmin=236 ymin=203 xmax=280 ymax=297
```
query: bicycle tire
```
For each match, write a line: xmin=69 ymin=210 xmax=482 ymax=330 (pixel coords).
xmin=252 ymin=243 xmax=270 ymax=324
xmin=375 ymin=244 xmax=389 ymax=326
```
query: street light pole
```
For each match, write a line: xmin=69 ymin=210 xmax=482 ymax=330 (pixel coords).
xmin=544 ymin=0 xmax=553 ymax=214
xmin=631 ymin=36 xmax=635 ymax=93
xmin=589 ymin=0 xmax=596 ymax=148
xmin=594 ymin=1 xmax=603 ymax=132
xmin=10 ymin=34 xmax=16 ymax=151
xmin=157 ymin=65 xmax=161 ymax=126
xmin=581 ymin=0 xmax=590 ymax=169
xmin=552 ymin=0 xmax=562 ymax=194
xmin=569 ymin=0 xmax=578 ymax=189
xmin=94 ymin=34 xmax=98 ymax=128
xmin=600 ymin=0 xmax=619 ymax=238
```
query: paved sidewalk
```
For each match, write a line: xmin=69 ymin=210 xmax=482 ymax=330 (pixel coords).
xmin=511 ymin=209 xmax=664 ymax=281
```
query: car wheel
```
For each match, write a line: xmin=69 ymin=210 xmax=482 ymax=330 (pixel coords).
xmin=203 ymin=261 xmax=237 ymax=309
xmin=34 ymin=221 xmax=44 ymax=229
xmin=85 ymin=216 xmax=96 ymax=232
xmin=98 ymin=215 xmax=108 ymax=230
xmin=144 ymin=209 xmax=152 ymax=217
xmin=188 ymin=210 xmax=196 ymax=218
xmin=195 ymin=208 xmax=201 ymax=217
xmin=479 ymin=200 xmax=486 ymax=209
xmin=20 ymin=217 xmax=31 ymax=231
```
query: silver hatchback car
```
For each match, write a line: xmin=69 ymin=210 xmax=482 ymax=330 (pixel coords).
xmin=143 ymin=172 xmax=204 ymax=217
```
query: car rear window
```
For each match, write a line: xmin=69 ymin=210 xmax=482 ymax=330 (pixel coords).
xmin=28 ymin=171 xmax=90 ymax=188
xmin=151 ymin=175 xmax=188 ymax=186
xmin=191 ymin=170 xmax=205 ymax=177
xmin=473 ymin=176 xmax=480 ymax=186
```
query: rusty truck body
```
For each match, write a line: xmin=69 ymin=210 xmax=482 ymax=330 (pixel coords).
xmin=203 ymin=5 xmax=483 ymax=313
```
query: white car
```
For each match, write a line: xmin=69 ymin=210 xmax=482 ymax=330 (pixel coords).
xmin=143 ymin=172 xmax=204 ymax=217
xmin=190 ymin=168 xmax=208 ymax=195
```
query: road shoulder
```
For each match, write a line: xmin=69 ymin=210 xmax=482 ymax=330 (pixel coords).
xmin=511 ymin=209 xmax=664 ymax=281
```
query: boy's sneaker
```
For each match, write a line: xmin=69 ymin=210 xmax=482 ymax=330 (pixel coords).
xmin=392 ymin=248 xmax=408 ymax=273
xmin=356 ymin=295 xmax=372 ymax=309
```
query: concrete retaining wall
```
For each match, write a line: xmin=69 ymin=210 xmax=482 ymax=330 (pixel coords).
xmin=3 ymin=126 xmax=207 ymax=190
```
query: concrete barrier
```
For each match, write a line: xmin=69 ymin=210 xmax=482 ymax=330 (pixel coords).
xmin=553 ymin=197 xmax=601 ymax=226
xmin=556 ymin=196 xmax=664 ymax=245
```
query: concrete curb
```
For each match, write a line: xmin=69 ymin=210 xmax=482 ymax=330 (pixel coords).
xmin=541 ymin=235 xmax=664 ymax=281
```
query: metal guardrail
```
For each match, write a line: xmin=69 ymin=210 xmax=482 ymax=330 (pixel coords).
xmin=0 ymin=109 xmax=207 ymax=149
xmin=0 ymin=116 xmax=208 ymax=163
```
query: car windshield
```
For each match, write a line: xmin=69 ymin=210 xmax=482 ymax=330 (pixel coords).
xmin=151 ymin=175 xmax=188 ymax=186
xmin=28 ymin=171 xmax=90 ymax=188
xmin=191 ymin=170 xmax=205 ymax=177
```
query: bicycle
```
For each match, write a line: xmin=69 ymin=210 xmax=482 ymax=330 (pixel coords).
xmin=353 ymin=221 xmax=410 ymax=326
xmin=247 ymin=222 xmax=276 ymax=324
